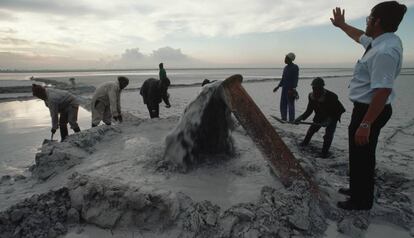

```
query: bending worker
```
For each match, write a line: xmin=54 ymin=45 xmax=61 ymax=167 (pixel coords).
xmin=294 ymin=77 xmax=345 ymax=158
xmin=140 ymin=77 xmax=171 ymax=118
xmin=32 ymin=84 xmax=81 ymax=141
xmin=91 ymin=76 xmax=129 ymax=127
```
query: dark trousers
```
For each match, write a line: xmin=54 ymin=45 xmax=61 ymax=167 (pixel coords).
xmin=348 ymin=102 xmax=392 ymax=208
xmin=147 ymin=104 xmax=159 ymax=118
xmin=59 ymin=109 xmax=80 ymax=141
xmin=303 ymin=120 xmax=337 ymax=153
xmin=280 ymin=88 xmax=295 ymax=121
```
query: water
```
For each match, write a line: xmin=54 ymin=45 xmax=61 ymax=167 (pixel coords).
xmin=0 ymin=68 xmax=357 ymax=90
xmin=0 ymin=100 xmax=91 ymax=176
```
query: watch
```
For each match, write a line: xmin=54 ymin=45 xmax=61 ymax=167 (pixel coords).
xmin=359 ymin=122 xmax=370 ymax=128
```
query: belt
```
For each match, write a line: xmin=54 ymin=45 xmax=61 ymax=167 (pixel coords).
xmin=353 ymin=102 xmax=391 ymax=108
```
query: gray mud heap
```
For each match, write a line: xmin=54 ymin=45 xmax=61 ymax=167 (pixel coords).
xmin=0 ymin=188 xmax=72 ymax=238
xmin=0 ymin=174 xmax=326 ymax=238
xmin=31 ymin=126 xmax=122 ymax=180
xmin=164 ymin=81 xmax=235 ymax=171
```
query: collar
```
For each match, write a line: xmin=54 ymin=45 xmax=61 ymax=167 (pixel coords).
xmin=371 ymin=32 xmax=395 ymax=47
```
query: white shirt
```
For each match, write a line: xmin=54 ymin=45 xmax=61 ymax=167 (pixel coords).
xmin=349 ymin=33 xmax=403 ymax=104
xmin=91 ymin=81 xmax=122 ymax=117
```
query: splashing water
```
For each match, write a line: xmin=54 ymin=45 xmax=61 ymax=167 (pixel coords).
xmin=163 ymin=81 xmax=235 ymax=171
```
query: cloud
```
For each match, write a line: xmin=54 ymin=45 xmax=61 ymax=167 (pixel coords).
xmin=0 ymin=37 xmax=29 ymax=45
xmin=1 ymin=0 xmax=413 ymax=69
xmin=0 ymin=46 xmax=203 ymax=70
xmin=151 ymin=47 xmax=189 ymax=61
xmin=0 ymin=27 xmax=17 ymax=34
xmin=108 ymin=0 xmax=414 ymax=39
xmin=120 ymin=48 xmax=145 ymax=61
xmin=3 ymin=0 xmax=414 ymax=42
xmin=0 ymin=0 xmax=107 ymax=17
xmin=110 ymin=47 xmax=203 ymax=69
xmin=0 ymin=9 xmax=18 ymax=21
xmin=0 ymin=52 xmax=104 ymax=70
xmin=0 ymin=36 xmax=68 ymax=52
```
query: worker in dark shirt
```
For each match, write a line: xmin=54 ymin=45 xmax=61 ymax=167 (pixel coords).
xmin=140 ymin=78 xmax=171 ymax=118
xmin=294 ymin=77 xmax=346 ymax=158
xmin=159 ymin=63 xmax=170 ymax=85
xmin=273 ymin=52 xmax=299 ymax=122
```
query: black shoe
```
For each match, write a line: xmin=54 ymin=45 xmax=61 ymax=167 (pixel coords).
xmin=338 ymin=188 xmax=351 ymax=196
xmin=337 ymin=200 xmax=371 ymax=211
xmin=319 ymin=152 xmax=329 ymax=158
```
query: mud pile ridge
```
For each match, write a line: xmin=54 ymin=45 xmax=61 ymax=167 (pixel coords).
xmin=31 ymin=126 xmax=121 ymax=180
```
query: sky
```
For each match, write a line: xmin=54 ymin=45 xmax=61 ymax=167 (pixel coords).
xmin=0 ymin=0 xmax=413 ymax=70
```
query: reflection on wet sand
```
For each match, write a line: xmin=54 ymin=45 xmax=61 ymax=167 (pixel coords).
xmin=0 ymin=99 xmax=90 ymax=176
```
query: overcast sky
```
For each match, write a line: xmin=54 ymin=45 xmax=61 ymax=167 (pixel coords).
xmin=0 ymin=0 xmax=413 ymax=69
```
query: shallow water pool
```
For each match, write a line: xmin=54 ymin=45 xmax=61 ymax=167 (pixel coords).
xmin=0 ymin=99 xmax=91 ymax=176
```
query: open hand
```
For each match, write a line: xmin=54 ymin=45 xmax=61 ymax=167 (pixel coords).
xmin=330 ymin=7 xmax=345 ymax=28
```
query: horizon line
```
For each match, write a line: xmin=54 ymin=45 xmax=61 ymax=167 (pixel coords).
xmin=1 ymin=67 xmax=413 ymax=73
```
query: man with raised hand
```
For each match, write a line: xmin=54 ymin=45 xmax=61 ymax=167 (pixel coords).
xmin=331 ymin=1 xmax=406 ymax=210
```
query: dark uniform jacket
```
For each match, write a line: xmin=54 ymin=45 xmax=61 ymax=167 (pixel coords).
xmin=278 ymin=63 xmax=299 ymax=89
xmin=140 ymin=78 xmax=170 ymax=106
xmin=300 ymin=89 xmax=345 ymax=123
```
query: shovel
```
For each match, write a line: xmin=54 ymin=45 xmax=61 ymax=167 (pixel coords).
xmin=270 ymin=115 xmax=324 ymax=127
xmin=42 ymin=132 xmax=58 ymax=144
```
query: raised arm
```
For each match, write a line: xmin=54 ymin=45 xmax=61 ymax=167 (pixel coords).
xmin=330 ymin=7 xmax=365 ymax=43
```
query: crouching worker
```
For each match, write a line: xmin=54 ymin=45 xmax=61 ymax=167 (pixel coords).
xmin=32 ymin=84 xmax=81 ymax=141
xmin=91 ymin=76 xmax=129 ymax=127
xmin=294 ymin=77 xmax=345 ymax=158
xmin=140 ymin=77 xmax=171 ymax=118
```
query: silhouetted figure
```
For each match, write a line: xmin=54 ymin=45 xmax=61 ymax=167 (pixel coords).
xmin=294 ymin=77 xmax=345 ymax=158
xmin=140 ymin=78 xmax=171 ymax=118
xmin=273 ymin=52 xmax=299 ymax=122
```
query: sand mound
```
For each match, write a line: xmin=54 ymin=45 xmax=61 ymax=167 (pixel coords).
xmin=0 ymin=173 xmax=328 ymax=238
xmin=0 ymin=188 xmax=71 ymax=238
xmin=31 ymin=126 xmax=122 ymax=180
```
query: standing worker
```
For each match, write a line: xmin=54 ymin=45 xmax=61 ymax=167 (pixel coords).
xmin=331 ymin=1 xmax=406 ymax=210
xmin=273 ymin=52 xmax=299 ymax=122
xmin=32 ymin=84 xmax=81 ymax=141
xmin=294 ymin=77 xmax=345 ymax=158
xmin=159 ymin=63 xmax=171 ymax=87
xmin=91 ymin=76 xmax=129 ymax=127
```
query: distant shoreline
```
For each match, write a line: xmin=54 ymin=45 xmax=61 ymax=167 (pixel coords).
xmin=0 ymin=67 xmax=357 ymax=73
